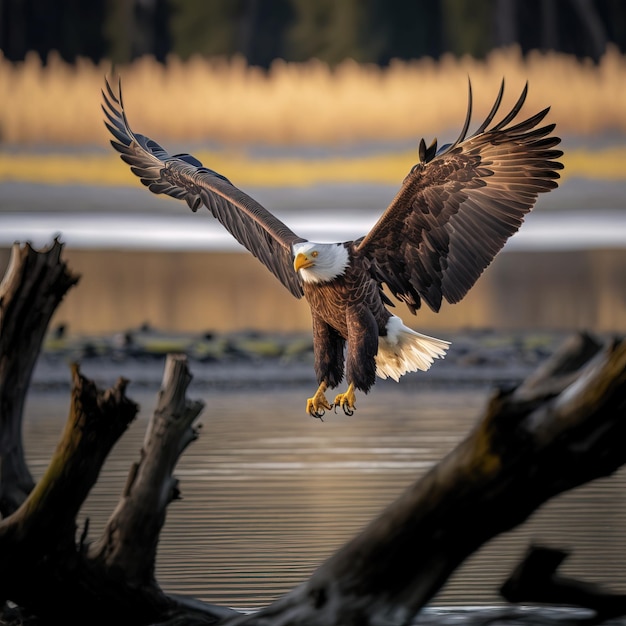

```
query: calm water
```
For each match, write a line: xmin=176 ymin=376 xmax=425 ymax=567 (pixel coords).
xmin=1 ymin=246 xmax=625 ymax=335
xmin=22 ymin=385 xmax=626 ymax=613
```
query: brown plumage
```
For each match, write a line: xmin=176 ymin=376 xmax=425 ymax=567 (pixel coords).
xmin=102 ymin=78 xmax=563 ymax=418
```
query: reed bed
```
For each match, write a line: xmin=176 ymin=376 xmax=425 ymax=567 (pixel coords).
xmin=2 ymin=46 xmax=626 ymax=148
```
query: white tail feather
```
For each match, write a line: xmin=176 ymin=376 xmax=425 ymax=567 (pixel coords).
xmin=375 ymin=316 xmax=449 ymax=382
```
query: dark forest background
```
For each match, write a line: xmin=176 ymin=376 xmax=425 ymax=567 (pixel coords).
xmin=1 ymin=0 xmax=625 ymax=68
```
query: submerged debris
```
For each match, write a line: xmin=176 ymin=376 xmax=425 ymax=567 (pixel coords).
xmin=34 ymin=327 xmax=577 ymax=392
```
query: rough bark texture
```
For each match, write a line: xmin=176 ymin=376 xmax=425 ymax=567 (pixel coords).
xmin=0 ymin=239 xmax=79 ymax=515
xmin=0 ymin=365 xmax=150 ymax=622
xmin=89 ymin=354 xmax=205 ymax=585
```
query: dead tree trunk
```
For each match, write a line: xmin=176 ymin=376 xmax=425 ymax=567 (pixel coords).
xmin=0 ymin=239 xmax=79 ymax=515
xmin=89 ymin=355 xmax=205 ymax=585
xmin=0 ymin=365 xmax=142 ymax=621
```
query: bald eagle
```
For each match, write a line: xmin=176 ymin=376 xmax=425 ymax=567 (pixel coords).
xmin=102 ymin=78 xmax=563 ymax=418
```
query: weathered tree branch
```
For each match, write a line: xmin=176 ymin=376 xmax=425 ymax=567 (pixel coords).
xmin=501 ymin=545 xmax=626 ymax=622
xmin=512 ymin=331 xmax=603 ymax=399
xmin=0 ymin=239 xmax=79 ymax=515
xmin=0 ymin=364 xmax=142 ymax=621
xmin=90 ymin=354 xmax=205 ymax=585
xmin=12 ymin=366 xmax=137 ymax=542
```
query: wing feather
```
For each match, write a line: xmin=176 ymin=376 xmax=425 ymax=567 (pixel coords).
xmin=357 ymin=79 xmax=563 ymax=313
xmin=102 ymin=77 xmax=305 ymax=298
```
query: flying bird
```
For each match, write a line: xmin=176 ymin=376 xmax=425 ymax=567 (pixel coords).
xmin=102 ymin=78 xmax=563 ymax=418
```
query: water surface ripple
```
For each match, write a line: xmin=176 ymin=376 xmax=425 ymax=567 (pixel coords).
xmin=22 ymin=386 xmax=626 ymax=613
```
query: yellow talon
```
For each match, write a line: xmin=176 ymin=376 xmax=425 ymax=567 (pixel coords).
xmin=306 ymin=382 xmax=332 ymax=419
xmin=333 ymin=383 xmax=356 ymax=416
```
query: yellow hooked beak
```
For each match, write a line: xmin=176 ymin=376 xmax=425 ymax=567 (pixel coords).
xmin=294 ymin=252 xmax=315 ymax=272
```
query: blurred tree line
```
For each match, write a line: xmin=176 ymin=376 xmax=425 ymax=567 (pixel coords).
xmin=1 ymin=0 xmax=625 ymax=66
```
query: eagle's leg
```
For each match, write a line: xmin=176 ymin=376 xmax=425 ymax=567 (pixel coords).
xmin=333 ymin=383 xmax=356 ymax=416
xmin=306 ymin=382 xmax=333 ymax=419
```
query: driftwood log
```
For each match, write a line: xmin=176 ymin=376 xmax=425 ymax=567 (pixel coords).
xmin=0 ymin=240 xmax=79 ymax=515
xmin=1 ymin=240 xmax=625 ymax=626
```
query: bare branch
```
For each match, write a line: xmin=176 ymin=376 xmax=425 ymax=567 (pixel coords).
xmin=0 ymin=239 xmax=79 ymax=515
xmin=90 ymin=354 xmax=204 ymax=584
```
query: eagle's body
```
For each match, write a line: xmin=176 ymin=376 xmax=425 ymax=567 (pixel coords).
xmin=102 ymin=78 xmax=563 ymax=417
xmin=300 ymin=242 xmax=390 ymax=393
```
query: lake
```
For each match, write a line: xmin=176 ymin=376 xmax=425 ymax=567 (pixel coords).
xmin=6 ymin=177 xmax=626 ymax=617
xmin=22 ymin=383 xmax=626 ymax=614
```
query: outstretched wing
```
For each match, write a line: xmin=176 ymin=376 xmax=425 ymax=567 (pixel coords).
xmin=102 ymin=77 xmax=305 ymax=298
xmin=357 ymin=80 xmax=563 ymax=313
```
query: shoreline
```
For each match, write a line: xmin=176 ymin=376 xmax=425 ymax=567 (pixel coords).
xmin=32 ymin=327 xmax=574 ymax=393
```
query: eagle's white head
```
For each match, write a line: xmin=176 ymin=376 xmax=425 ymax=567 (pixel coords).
xmin=292 ymin=241 xmax=349 ymax=284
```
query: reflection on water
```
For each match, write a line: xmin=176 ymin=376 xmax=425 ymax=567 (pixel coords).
xmin=22 ymin=386 xmax=626 ymax=612
xmin=1 ymin=247 xmax=624 ymax=334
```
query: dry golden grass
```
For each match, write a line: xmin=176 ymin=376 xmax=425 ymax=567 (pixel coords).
xmin=1 ymin=47 xmax=626 ymax=188
xmin=2 ymin=46 xmax=626 ymax=148
xmin=0 ymin=146 xmax=624 ymax=188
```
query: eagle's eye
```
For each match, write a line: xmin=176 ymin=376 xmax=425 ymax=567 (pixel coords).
xmin=311 ymin=251 xmax=319 ymax=258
